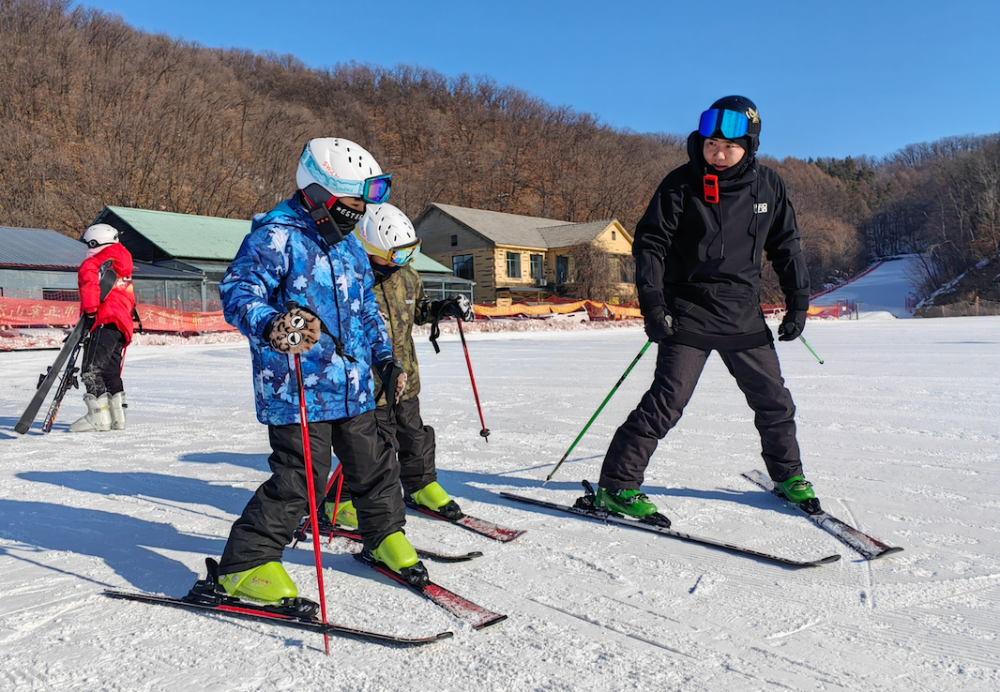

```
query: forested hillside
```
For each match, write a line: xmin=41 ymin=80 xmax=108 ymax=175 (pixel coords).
xmin=2 ymin=0 xmax=997 ymax=301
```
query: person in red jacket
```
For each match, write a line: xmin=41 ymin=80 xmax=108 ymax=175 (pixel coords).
xmin=70 ymin=223 xmax=137 ymax=433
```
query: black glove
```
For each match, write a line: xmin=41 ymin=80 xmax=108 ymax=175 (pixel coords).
xmin=267 ymin=308 xmax=320 ymax=353
xmin=643 ymin=306 xmax=675 ymax=343
xmin=777 ymin=310 xmax=806 ymax=341
xmin=374 ymin=358 xmax=407 ymax=404
xmin=435 ymin=295 xmax=475 ymax=322
xmin=82 ymin=311 xmax=97 ymax=330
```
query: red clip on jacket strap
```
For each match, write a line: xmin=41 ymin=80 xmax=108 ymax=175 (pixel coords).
xmin=703 ymin=174 xmax=719 ymax=204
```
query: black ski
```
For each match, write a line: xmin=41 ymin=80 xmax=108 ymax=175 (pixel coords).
xmin=14 ymin=317 xmax=88 ymax=434
xmin=404 ymin=497 xmax=525 ymax=543
xmin=353 ymin=552 xmax=507 ymax=629
xmin=500 ymin=484 xmax=842 ymax=569
xmin=742 ymin=470 xmax=903 ymax=560
xmin=40 ymin=331 xmax=87 ymax=432
xmin=104 ymin=590 xmax=453 ymax=645
xmin=293 ymin=519 xmax=484 ymax=563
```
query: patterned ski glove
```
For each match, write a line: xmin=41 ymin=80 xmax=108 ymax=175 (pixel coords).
xmin=643 ymin=306 xmax=675 ymax=343
xmin=777 ymin=310 xmax=806 ymax=341
xmin=267 ymin=308 xmax=321 ymax=353
xmin=374 ymin=358 xmax=407 ymax=404
xmin=435 ymin=295 xmax=475 ymax=322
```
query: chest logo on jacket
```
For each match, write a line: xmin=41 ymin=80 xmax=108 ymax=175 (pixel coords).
xmin=753 ymin=203 xmax=769 ymax=214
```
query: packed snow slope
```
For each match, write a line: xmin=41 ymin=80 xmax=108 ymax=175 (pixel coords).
xmin=815 ymin=255 xmax=921 ymax=318
xmin=2 ymin=318 xmax=999 ymax=691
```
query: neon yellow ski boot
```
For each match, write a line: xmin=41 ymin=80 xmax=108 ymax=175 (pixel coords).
xmin=325 ymin=499 xmax=358 ymax=529
xmin=411 ymin=482 xmax=463 ymax=520
xmin=218 ymin=562 xmax=298 ymax=604
xmin=370 ymin=532 xmax=429 ymax=587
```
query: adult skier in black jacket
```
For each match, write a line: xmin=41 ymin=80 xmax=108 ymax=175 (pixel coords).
xmin=592 ymin=96 xmax=820 ymax=522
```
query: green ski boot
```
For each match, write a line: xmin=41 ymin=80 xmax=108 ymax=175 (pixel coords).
xmin=218 ymin=562 xmax=298 ymax=604
xmin=411 ymin=482 xmax=463 ymax=520
xmin=775 ymin=476 xmax=822 ymax=513
xmin=594 ymin=487 xmax=659 ymax=519
xmin=371 ymin=532 xmax=429 ymax=587
xmin=325 ymin=499 xmax=358 ymax=529
xmin=775 ymin=476 xmax=816 ymax=504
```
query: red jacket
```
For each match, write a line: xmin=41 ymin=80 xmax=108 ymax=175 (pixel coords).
xmin=78 ymin=243 xmax=137 ymax=343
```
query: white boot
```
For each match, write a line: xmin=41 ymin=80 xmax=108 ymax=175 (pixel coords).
xmin=110 ymin=392 xmax=127 ymax=431
xmin=69 ymin=393 xmax=112 ymax=433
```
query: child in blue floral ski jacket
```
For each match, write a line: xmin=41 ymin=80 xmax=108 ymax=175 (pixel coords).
xmin=199 ymin=138 xmax=430 ymax=609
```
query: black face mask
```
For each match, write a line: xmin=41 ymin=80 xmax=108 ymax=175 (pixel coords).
xmin=329 ymin=200 xmax=364 ymax=235
xmin=299 ymin=185 xmax=365 ymax=245
xmin=371 ymin=261 xmax=402 ymax=282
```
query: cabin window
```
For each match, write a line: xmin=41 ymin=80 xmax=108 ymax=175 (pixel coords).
xmin=506 ymin=252 xmax=521 ymax=279
xmin=452 ymin=254 xmax=474 ymax=280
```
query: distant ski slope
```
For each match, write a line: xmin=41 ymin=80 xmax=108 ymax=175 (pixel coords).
xmin=814 ymin=255 xmax=921 ymax=318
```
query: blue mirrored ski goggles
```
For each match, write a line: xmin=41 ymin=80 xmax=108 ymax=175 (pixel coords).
xmin=698 ymin=108 xmax=751 ymax=140
xmin=330 ymin=173 xmax=392 ymax=204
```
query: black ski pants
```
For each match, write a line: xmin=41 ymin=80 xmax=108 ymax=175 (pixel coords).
xmin=599 ymin=341 xmax=802 ymax=490
xmin=80 ymin=325 xmax=125 ymax=397
xmin=219 ymin=410 xmax=404 ymax=574
xmin=376 ymin=397 xmax=437 ymax=496
xmin=329 ymin=397 xmax=437 ymax=505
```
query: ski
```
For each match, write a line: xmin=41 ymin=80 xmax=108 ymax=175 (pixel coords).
xmin=40 ymin=331 xmax=87 ymax=432
xmin=353 ymin=553 xmax=507 ymax=629
xmin=293 ymin=519 xmax=484 ymax=563
xmin=404 ymin=498 xmax=525 ymax=543
xmin=14 ymin=317 xmax=88 ymax=434
xmin=499 ymin=485 xmax=842 ymax=569
xmin=104 ymin=590 xmax=453 ymax=646
xmin=742 ymin=470 xmax=904 ymax=560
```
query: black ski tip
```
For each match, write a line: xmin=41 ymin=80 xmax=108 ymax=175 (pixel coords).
xmin=813 ymin=554 xmax=842 ymax=565
xmin=871 ymin=546 xmax=905 ymax=560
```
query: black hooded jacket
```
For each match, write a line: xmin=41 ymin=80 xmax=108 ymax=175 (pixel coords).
xmin=633 ymin=132 xmax=810 ymax=350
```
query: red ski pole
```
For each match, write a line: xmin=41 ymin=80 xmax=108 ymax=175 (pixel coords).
xmin=292 ymin=347 xmax=330 ymax=654
xmin=456 ymin=319 xmax=490 ymax=441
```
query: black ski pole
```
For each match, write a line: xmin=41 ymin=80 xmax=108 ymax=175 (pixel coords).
xmin=544 ymin=341 xmax=651 ymax=485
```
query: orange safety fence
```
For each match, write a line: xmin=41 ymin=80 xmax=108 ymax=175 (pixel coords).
xmin=473 ymin=299 xmax=642 ymax=319
xmin=0 ymin=297 xmax=236 ymax=332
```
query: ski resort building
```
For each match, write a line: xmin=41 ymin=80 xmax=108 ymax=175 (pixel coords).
xmin=0 ymin=225 xmax=198 ymax=305
xmin=413 ymin=203 xmax=635 ymax=304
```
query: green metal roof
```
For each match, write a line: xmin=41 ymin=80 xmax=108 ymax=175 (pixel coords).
xmin=105 ymin=206 xmax=250 ymax=261
xmin=410 ymin=251 xmax=452 ymax=274
xmin=103 ymin=206 xmax=456 ymax=275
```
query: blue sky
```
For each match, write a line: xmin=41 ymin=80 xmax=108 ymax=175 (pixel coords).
xmin=76 ymin=0 xmax=999 ymax=161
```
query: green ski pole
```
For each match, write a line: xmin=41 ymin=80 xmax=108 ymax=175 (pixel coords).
xmin=544 ymin=341 xmax=652 ymax=485
xmin=798 ymin=335 xmax=824 ymax=364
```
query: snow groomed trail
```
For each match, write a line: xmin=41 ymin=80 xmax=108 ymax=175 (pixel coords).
xmin=2 ymin=317 xmax=999 ymax=691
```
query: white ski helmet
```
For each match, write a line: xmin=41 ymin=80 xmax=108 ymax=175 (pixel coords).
xmin=81 ymin=223 xmax=120 ymax=249
xmin=357 ymin=203 xmax=421 ymax=266
xmin=295 ymin=138 xmax=391 ymax=204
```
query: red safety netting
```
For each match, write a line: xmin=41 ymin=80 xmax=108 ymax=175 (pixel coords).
xmin=0 ymin=297 xmax=236 ymax=332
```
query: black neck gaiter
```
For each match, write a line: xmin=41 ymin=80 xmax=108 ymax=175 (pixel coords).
xmin=329 ymin=200 xmax=363 ymax=236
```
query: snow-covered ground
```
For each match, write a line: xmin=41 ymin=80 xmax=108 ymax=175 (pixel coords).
xmin=2 ymin=315 xmax=1000 ymax=691
xmin=816 ymin=255 xmax=922 ymax=318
